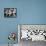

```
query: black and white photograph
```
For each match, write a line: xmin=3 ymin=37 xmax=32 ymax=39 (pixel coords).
xmin=4 ymin=8 xmax=17 ymax=18
xmin=18 ymin=25 xmax=46 ymax=46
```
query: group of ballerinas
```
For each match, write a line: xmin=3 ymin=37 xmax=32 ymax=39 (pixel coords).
xmin=4 ymin=8 xmax=16 ymax=17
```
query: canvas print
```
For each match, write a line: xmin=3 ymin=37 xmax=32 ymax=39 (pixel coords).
xmin=4 ymin=8 xmax=17 ymax=18
xmin=18 ymin=25 xmax=46 ymax=46
xmin=18 ymin=25 xmax=46 ymax=41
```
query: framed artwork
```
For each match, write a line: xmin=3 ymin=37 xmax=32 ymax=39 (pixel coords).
xmin=4 ymin=8 xmax=17 ymax=18
xmin=18 ymin=24 xmax=46 ymax=41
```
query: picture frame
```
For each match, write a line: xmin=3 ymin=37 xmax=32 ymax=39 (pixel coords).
xmin=4 ymin=8 xmax=17 ymax=18
xmin=18 ymin=24 xmax=46 ymax=41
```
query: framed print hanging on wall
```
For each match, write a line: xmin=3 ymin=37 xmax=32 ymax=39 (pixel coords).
xmin=4 ymin=8 xmax=17 ymax=18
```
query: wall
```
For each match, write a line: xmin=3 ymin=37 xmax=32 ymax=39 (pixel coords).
xmin=20 ymin=0 xmax=46 ymax=24
xmin=0 ymin=0 xmax=46 ymax=44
